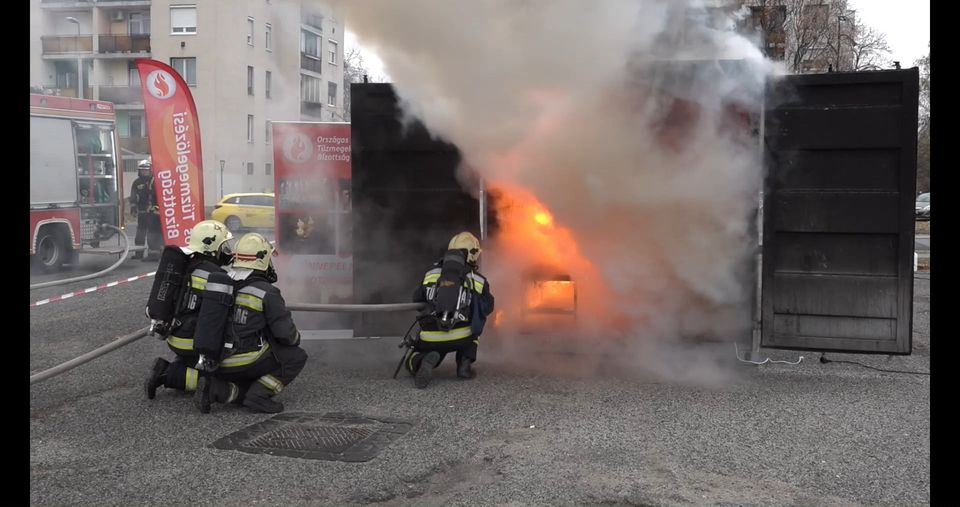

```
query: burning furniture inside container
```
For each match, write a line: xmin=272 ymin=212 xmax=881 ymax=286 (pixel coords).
xmin=519 ymin=264 xmax=577 ymax=334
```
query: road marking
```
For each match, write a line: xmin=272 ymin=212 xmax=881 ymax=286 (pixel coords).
xmin=30 ymin=271 xmax=156 ymax=308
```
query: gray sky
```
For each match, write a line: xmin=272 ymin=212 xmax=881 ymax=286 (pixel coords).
xmin=849 ymin=0 xmax=930 ymax=66
xmin=347 ymin=1 xmax=930 ymax=79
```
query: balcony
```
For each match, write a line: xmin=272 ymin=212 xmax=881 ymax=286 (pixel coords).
xmin=98 ymin=85 xmax=143 ymax=104
xmin=95 ymin=0 xmax=151 ymax=4
xmin=119 ymin=136 xmax=150 ymax=154
xmin=42 ymin=35 xmax=94 ymax=54
xmin=40 ymin=0 xmax=94 ymax=8
xmin=40 ymin=86 xmax=94 ymax=99
xmin=98 ymin=34 xmax=150 ymax=54
xmin=300 ymin=101 xmax=323 ymax=117
xmin=301 ymin=53 xmax=323 ymax=74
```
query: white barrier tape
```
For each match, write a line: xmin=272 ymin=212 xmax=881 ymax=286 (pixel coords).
xmin=30 ymin=271 xmax=156 ymax=308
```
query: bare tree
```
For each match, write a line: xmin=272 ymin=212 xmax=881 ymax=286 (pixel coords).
xmin=916 ymin=47 xmax=930 ymax=193
xmin=783 ymin=0 xmax=841 ymax=73
xmin=849 ymin=22 xmax=891 ymax=71
xmin=337 ymin=46 xmax=366 ymax=121
xmin=336 ymin=44 xmax=388 ymax=121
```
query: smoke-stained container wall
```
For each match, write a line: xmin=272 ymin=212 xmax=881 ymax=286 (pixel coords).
xmin=350 ymin=83 xmax=492 ymax=336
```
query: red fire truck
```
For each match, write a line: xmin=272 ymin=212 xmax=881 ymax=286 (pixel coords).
xmin=30 ymin=93 xmax=125 ymax=271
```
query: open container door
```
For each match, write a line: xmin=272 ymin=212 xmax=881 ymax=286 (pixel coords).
xmin=761 ymin=69 xmax=919 ymax=354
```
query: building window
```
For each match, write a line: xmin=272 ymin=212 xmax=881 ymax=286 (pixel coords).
xmin=129 ymin=12 xmax=150 ymax=35
xmin=327 ymin=81 xmax=337 ymax=106
xmin=170 ymin=57 xmax=197 ymax=85
xmin=265 ymin=120 xmax=272 ymax=144
xmin=265 ymin=23 xmax=272 ymax=51
xmin=247 ymin=66 xmax=254 ymax=95
xmin=265 ymin=71 xmax=271 ymax=98
xmin=129 ymin=112 xmax=144 ymax=138
xmin=300 ymin=74 xmax=322 ymax=103
xmin=302 ymin=29 xmax=321 ymax=58
xmin=265 ymin=163 xmax=272 ymax=175
xmin=327 ymin=40 xmax=338 ymax=65
xmin=247 ymin=162 xmax=254 ymax=175
xmin=170 ymin=6 xmax=197 ymax=34
xmin=247 ymin=17 xmax=254 ymax=46
xmin=247 ymin=114 xmax=254 ymax=143
xmin=128 ymin=61 xmax=140 ymax=86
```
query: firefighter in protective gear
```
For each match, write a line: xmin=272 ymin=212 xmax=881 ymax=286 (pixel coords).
xmin=194 ymin=233 xmax=308 ymax=414
xmin=144 ymin=220 xmax=234 ymax=400
xmin=129 ymin=158 xmax=162 ymax=261
xmin=406 ymin=231 xmax=495 ymax=388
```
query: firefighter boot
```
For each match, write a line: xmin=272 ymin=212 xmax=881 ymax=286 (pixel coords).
xmin=457 ymin=358 xmax=476 ymax=379
xmin=242 ymin=383 xmax=284 ymax=414
xmin=194 ymin=377 xmax=238 ymax=414
xmin=415 ymin=351 xmax=441 ymax=389
xmin=144 ymin=357 xmax=170 ymax=400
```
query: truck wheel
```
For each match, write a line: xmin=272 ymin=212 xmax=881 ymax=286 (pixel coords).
xmin=33 ymin=229 xmax=67 ymax=272
xmin=225 ymin=216 xmax=242 ymax=232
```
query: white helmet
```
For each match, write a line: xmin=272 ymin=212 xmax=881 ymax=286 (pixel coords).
xmin=232 ymin=232 xmax=276 ymax=271
xmin=138 ymin=157 xmax=152 ymax=172
xmin=186 ymin=220 xmax=233 ymax=256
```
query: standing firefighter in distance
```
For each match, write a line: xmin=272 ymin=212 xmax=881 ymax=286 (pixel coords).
xmin=144 ymin=220 xmax=233 ymax=400
xmin=194 ymin=233 xmax=308 ymax=414
xmin=406 ymin=232 xmax=495 ymax=388
xmin=129 ymin=158 xmax=163 ymax=261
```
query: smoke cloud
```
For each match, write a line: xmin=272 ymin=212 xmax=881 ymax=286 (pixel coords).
xmin=345 ymin=0 xmax=784 ymax=385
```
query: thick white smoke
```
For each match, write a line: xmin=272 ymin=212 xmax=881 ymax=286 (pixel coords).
xmin=345 ymin=0 xmax=783 ymax=384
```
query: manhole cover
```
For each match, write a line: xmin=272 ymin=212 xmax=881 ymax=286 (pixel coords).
xmin=210 ymin=412 xmax=414 ymax=462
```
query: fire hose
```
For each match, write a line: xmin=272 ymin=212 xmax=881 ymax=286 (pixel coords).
xmin=30 ymin=302 xmax=428 ymax=385
xmin=30 ymin=224 xmax=133 ymax=290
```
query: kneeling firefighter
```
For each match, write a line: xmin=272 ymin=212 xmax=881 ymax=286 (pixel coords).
xmin=405 ymin=231 xmax=495 ymax=388
xmin=194 ymin=232 xmax=308 ymax=414
xmin=144 ymin=220 xmax=234 ymax=399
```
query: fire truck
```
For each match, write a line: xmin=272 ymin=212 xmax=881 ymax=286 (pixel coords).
xmin=30 ymin=93 xmax=125 ymax=271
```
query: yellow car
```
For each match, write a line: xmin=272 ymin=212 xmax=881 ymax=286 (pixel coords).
xmin=210 ymin=193 xmax=275 ymax=231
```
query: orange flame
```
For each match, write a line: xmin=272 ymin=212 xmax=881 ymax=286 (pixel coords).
xmin=487 ymin=183 xmax=622 ymax=333
xmin=154 ymin=74 xmax=170 ymax=96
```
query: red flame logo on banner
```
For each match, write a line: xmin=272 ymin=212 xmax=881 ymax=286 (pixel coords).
xmin=291 ymin=136 xmax=306 ymax=161
xmin=154 ymin=74 xmax=170 ymax=97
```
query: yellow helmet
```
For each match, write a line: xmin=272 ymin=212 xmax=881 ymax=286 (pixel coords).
xmin=232 ymin=232 xmax=276 ymax=271
xmin=448 ymin=231 xmax=481 ymax=264
xmin=186 ymin=220 xmax=233 ymax=256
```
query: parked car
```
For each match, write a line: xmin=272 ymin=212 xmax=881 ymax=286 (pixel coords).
xmin=915 ymin=192 xmax=930 ymax=220
xmin=210 ymin=193 xmax=275 ymax=231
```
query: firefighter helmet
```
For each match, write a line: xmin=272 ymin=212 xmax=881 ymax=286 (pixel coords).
xmin=232 ymin=232 xmax=276 ymax=271
xmin=138 ymin=157 xmax=152 ymax=173
xmin=448 ymin=231 xmax=481 ymax=264
xmin=187 ymin=220 xmax=233 ymax=256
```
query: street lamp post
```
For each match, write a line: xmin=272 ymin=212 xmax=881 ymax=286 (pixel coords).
xmin=836 ymin=14 xmax=847 ymax=72
xmin=65 ymin=17 xmax=83 ymax=99
xmin=220 ymin=159 xmax=225 ymax=199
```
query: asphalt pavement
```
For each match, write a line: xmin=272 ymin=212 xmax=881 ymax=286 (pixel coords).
xmin=29 ymin=249 xmax=931 ymax=507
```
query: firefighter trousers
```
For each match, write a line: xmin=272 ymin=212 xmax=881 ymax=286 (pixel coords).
xmin=405 ymin=336 xmax=478 ymax=375
xmin=135 ymin=212 xmax=162 ymax=257
xmin=213 ymin=343 xmax=308 ymax=401
xmin=162 ymin=350 xmax=203 ymax=392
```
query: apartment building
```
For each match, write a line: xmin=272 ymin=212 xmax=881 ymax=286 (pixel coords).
xmin=30 ymin=0 xmax=346 ymax=205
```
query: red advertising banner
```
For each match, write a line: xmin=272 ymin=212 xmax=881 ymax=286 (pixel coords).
xmin=135 ymin=58 xmax=205 ymax=246
xmin=272 ymin=122 xmax=352 ymax=328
